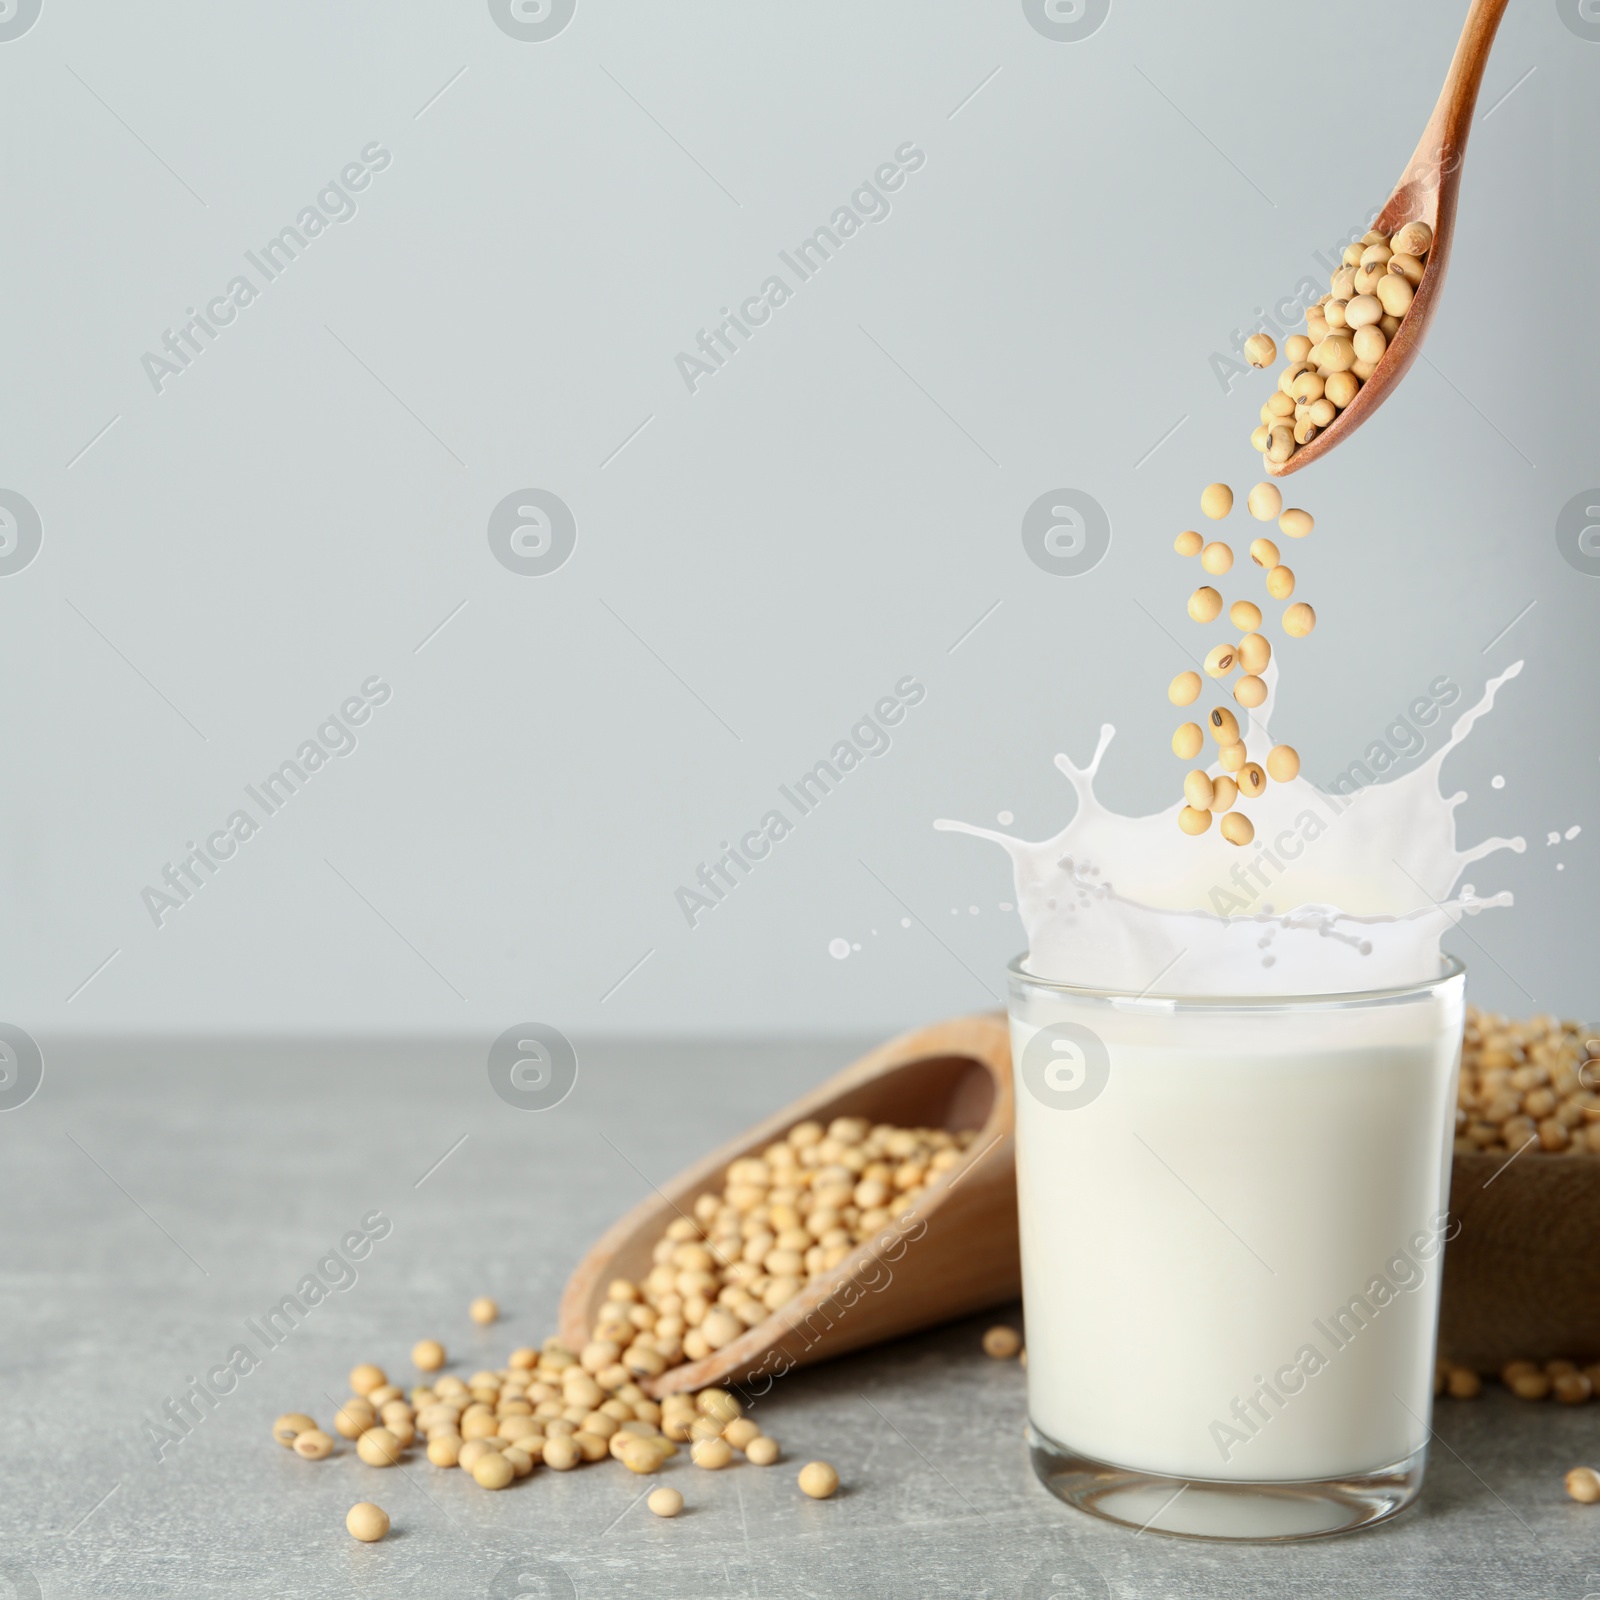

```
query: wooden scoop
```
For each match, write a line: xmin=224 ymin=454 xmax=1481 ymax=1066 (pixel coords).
xmin=1271 ymin=0 xmax=1509 ymax=476
xmin=559 ymin=1012 xmax=1017 ymax=1396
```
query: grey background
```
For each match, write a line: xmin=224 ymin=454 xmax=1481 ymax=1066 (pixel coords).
xmin=1 ymin=0 xmax=1596 ymax=1041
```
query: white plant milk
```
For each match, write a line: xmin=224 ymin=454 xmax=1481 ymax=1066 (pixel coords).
xmin=942 ymin=665 xmax=1521 ymax=1485
xmin=1008 ymin=979 xmax=1461 ymax=1480
xmin=939 ymin=661 xmax=1524 ymax=998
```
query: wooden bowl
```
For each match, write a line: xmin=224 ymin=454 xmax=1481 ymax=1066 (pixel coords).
xmin=1438 ymin=1151 xmax=1600 ymax=1368
xmin=558 ymin=1012 xmax=1017 ymax=1396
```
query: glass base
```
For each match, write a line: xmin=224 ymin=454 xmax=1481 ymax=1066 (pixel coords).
xmin=1029 ymin=1424 xmax=1426 ymax=1542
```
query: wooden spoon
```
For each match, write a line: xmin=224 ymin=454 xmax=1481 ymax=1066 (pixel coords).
xmin=1271 ymin=0 xmax=1509 ymax=476
xmin=559 ymin=1012 xmax=1017 ymax=1397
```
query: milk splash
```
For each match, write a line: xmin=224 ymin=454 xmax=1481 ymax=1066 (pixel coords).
xmin=937 ymin=661 xmax=1526 ymax=997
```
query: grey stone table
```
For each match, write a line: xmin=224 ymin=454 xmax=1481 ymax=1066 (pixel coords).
xmin=1 ymin=1038 xmax=1592 ymax=1599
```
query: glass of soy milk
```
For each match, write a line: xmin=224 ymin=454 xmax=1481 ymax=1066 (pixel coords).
xmin=1007 ymin=955 xmax=1466 ymax=1540
xmin=941 ymin=657 xmax=1527 ymax=1538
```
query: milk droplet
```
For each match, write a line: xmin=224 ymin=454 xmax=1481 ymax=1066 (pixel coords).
xmin=852 ymin=942 xmax=861 ymax=951
xmin=1491 ymin=775 xmax=1505 ymax=789
xmin=969 ymin=905 xmax=979 ymax=915
xmin=999 ymin=901 xmax=1014 ymax=912
xmin=827 ymin=938 xmax=850 ymax=960
xmin=997 ymin=810 xmax=1014 ymax=825
xmin=1548 ymin=832 xmax=1561 ymax=846
xmin=1566 ymin=825 xmax=1582 ymax=841
xmin=900 ymin=917 xmax=911 ymax=928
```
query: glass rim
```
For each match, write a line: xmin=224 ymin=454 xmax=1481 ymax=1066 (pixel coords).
xmin=1006 ymin=951 xmax=1466 ymax=1010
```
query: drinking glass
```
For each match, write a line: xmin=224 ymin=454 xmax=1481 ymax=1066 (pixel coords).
xmin=1008 ymin=954 xmax=1466 ymax=1540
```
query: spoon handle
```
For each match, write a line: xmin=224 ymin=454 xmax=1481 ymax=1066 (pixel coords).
xmin=1436 ymin=0 xmax=1512 ymax=156
xmin=1386 ymin=0 xmax=1511 ymax=232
